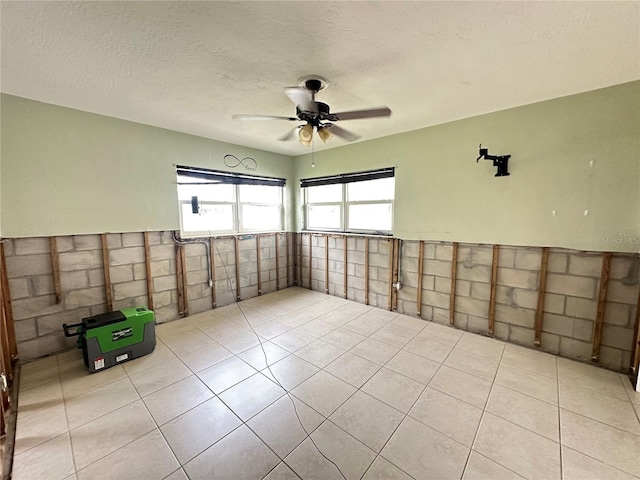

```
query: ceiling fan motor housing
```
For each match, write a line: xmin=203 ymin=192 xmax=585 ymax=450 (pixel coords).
xmin=296 ymin=102 xmax=336 ymax=125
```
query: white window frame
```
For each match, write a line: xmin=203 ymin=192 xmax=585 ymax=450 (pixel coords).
xmin=177 ymin=166 xmax=285 ymax=237
xmin=237 ymin=185 xmax=285 ymax=234
xmin=178 ymin=197 xmax=238 ymax=236
xmin=345 ymin=195 xmax=394 ymax=234
xmin=302 ymin=168 xmax=395 ymax=235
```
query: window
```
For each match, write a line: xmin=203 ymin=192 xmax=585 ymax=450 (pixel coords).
xmin=302 ymin=168 xmax=395 ymax=234
xmin=177 ymin=165 xmax=285 ymax=236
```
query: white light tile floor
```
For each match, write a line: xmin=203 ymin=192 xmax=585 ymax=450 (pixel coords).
xmin=13 ymin=287 xmax=640 ymax=480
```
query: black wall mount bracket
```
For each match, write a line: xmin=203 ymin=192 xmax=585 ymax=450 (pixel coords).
xmin=476 ymin=144 xmax=510 ymax=177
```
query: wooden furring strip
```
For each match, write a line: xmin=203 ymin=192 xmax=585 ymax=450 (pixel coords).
xmin=488 ymin=244 xmax=499 ymax=336
xmin=292 ymin=233 xmax=297 ymax=286
xmin=142 ymin=232 xmax=154 ymax=311
xmin=209 ymin=237 xmax=216 ymax=308
xmin=534 ymin=247 xmax=550 ymax=347
xmin=308 ymin=234 xmax=313 ymax=290
xmin=387 ymin=239 xmax=394 ymax=311
xmin=180 ymin=244 xmax=188 ymax=316
xmin=300 ymin=234 xmax=304 ymax=286
xmin=0 ymin=260 xmax=15 ymax=379
xmin=630 ymin=278 xmax=640 ymax=373
xmin=343 ymin=236 xmax=348 ymax=299
xmin=101 ymin=234 xmax=113 ymax=311
xmin=364 ymin=237 xmax=370 ymax=305
xmin=324 ymin=235 xmax=329 ymax=294
xmin=0 ymin=243 xmax=17 ymax=361
xmin=235 ymin=236 xmax=241 ymax=301
xmin=275 ymin=233 xmax=280 ymax=290
xmin=175 ymin=244 xmax=185 ymax=316
xmin=449 ymin=242 xmax=458 ymax=325
xmin=297 ymin=233 xmax=302 ymax=287
xmin=49 ymin=237 xmax=62 ymax=304
xmin=0 ymin=302 xmax=10 ymax=423
xmin=0 ymin=303 xmax=10 ymax=384
xmin=256 ymin=235 xmax=262 ymax=296
xmin=181 ymin=246 xmax=188 ymax=315
xmin=417 ymin=241 xmax=425 ymax=317
xmin=285 ymin=233 xmax=290 ymax=287
xmin=392 ymin=239 xmax=400 ymax=311
xmin=591 ymin=252 xmax=612 ymax=362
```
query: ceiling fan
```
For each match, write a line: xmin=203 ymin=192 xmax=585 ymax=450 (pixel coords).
xmin=233 ymin=77 xmax=391 ymax=146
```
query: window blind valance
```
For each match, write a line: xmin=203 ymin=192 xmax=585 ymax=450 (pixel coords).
xmin=177 ymin=165 xmax=286 ymax=187
xmin=300 ymin=167 xmax=394 ymax=188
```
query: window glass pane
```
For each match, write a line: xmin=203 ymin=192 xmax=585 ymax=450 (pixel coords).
xmin=177 ymin=181 xmax=235 ymax=202
xmin=306 ymin=184 xmax=342 ymax=203
xmin=307 ymin=205 xmax=341 ymax=229
xmin=347 ymin=177 xmax=395 ymax=202
xmin=241 ymin=205 xmax=282 ymax=231
xmin=239 ymin=184 xmax=282 ymax=204
xmin=348 ymin=203 xmax=393 ymax=231
xmin=181 ymin=203 xmax=234 ymax=232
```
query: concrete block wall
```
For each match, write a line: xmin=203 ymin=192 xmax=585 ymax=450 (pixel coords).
xmin=148 ymin=232 xmax=181 ymax=323
xmin=297 ymin=234 xmax=310 ymax=290
xmin=210 ymin=236 xmax=238 ymax=307
xmin=183 ymin=239 xmax=213 ymax=316
xmin=6 ymin=236 xmax=84 ymax=359
xmin=5 ymin=230 xmax=637 ymax=371
xmin=300 ymin=235 xmax=640 ymax=373
xmin=304 ymin=235 xmax=392 ymax=309
xmin=326 ymin=236 xmax=345 ymax=299
xmin=346 ymin=237 xmax=367 ymax=305
xmin=402 ymin=241 xmax=453 ymax=325
xmin=368 ymin=238 xmax=392 ymax=310
xmin=4 ymin=231 xmax=293 ymax=361
xmin=452 ymin=244 xmax=494 ymax=334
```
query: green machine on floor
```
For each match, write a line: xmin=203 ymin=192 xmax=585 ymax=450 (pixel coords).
xmin=63 ymin=307 xmax=156 ymax=373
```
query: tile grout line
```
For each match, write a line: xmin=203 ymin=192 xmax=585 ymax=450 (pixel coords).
xmin=357 ymin=327 xmax=469 ymax=480
xmin=149 ymin=338 xmax=256 ymax=475
xmin=56 ymin=355 xmax=81 ymax=479
xmin=556 ymin=355 xmax=564 ymax=480
xmin=72 ymin=363 xmax=182 ymax=477
xmin=620 ymin=372 xmax=640 ymax=424
xmin=314 ymin=331 xmax=422 ymax=480
xmin=558 ymin=406 xmax=640 ymax=437
xmin=491 ymin=372 xmax=559 ymax=408
xmin=460 ymin=340 xmax=508 ymax=479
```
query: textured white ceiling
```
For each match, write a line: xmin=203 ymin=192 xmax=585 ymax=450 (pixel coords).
xmin=1 ymin=1 xmax=638 ymax=156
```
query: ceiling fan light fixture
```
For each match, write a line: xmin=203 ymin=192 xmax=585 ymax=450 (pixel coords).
xmin=317 ymin=125 xmax=333 ymax=144
xmin=298 ymin=123 xmax=313 ymax=146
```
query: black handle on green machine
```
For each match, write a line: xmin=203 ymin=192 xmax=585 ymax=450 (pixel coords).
xmin=63 ymin=322 xmax=83 ymax=337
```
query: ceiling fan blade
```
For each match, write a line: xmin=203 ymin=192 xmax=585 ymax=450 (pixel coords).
xmin=326 ymin=123 xmax=360 ymax=142
xmin=284 ymin=87 xmax=317 ymax=113
xmin=233 ymin=114 xmax=298 ymax=121
xmin=278 ymin=127 xmax=299 ymax=141
xmin=332 ymin=107 xmax=392 ymax=121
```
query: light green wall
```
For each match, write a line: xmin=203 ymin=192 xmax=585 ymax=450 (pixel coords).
xmin=1 ymin=95 xmax=295 ymax=237
xmin=2 ymin=82 xmax=638 ymax=252
xmin=294 ymin=81 xmax=640 ymax=253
